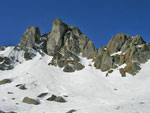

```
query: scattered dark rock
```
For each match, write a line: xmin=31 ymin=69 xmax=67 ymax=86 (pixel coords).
xmin=16 ymin=84 xmax=22 ymax=87
xmin=18 ymin=84 xmax=27 ymax=90
xmin=47 ymin=95 xmax=66 ymax=103
xmin=63 ymin=95 xmax=68 ymax=97
xmin=12 ymin=98 xmax=15 ymax=100
xmin=66 ymin=109 xmax=77 ymax=113
xmin=8 ymin=92 xmax=13 ymax=94
xmin=54 ymin=96 xmax=66 ymax=103
xmin=47 ymin=95 xmax=57 ymax=101
xmin=114 ymin=88 xmax=118 ymax=91
xmin=139 ymin=102 xmax=145 ymax=104
xmin=37 ymin=93 xmax=48 ymax=98
xmin=22 ymin=97 xmax=40 ymax=105
xmin=0 ymin=79 xmax=11 ymax=85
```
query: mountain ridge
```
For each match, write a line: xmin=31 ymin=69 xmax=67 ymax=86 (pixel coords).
xmin=0 ymin=18 xmax=150 ymax=76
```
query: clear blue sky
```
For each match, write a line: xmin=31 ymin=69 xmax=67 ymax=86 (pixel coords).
xmin=0 ymin=0 xmax=150 ymax=48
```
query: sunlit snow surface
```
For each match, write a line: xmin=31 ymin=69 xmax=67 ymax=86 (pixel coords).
xmin=0 ymin=47 xmax=150 ymax=113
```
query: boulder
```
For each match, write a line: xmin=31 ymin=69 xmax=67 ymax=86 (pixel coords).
xmin=47 ymin=95 xmax=66 ymax=103
xmin=19 ymin=84 xmax=27 ymax=90
xmin=47 ymin=95 xmax=57 ymax=101
xmin=66 ymin=109 xmax=77 ymax=113
xmin=37 ymin=93 xmax=48 ymax=98
xmin=0 ymin=79 xmax=11 ymax=85
xmin=54 ymin=96 xmax=66 ymax=103
xmin=22 ymin=97 xmax=40 ymax=105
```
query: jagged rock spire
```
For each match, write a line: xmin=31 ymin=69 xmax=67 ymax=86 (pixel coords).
xmin=20 ymin=26 xmax=40 ymax=50
xmin=47 ymin=18 xmax=68 ymax=56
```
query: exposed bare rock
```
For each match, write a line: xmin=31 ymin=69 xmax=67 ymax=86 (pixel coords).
xmin=20 ymin=26 xmax=40 ymax=50
xmin=47 ymin=18 xmax=68 ymax=56
xmin=82 ymin=40 xmax=97 ymax=59
xmin=0 ymin=46 xmax=5 ymax=51
xmin=119 ymin=68 xmax=126 ymax=77
xmin=107 ymin=33 xmax=132 ymax=54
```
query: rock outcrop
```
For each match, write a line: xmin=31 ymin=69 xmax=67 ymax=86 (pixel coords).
xmin=94 ymin=33 xmax=150 ymax=76
xmin=47 ymin=18 xmax=68 ymax=56
xmin=22 ymin=97 xmax=40 ymax=105
xmin=1 ymin=18 xmax=150 ymax=76
xmin=0 ymin=79 xmax=11 ymax=85
xmin=47 ymin=95 xmax=66 ymax=103
xmin=0 ymin=46 xmax=5 ymax=51
xmin=47 ymin=18 xmax=97 ymax=72
xmin=20 ymin=26 xmax=40 ymax=50
xmin=0 ymin=57 xmax=13 ymax=70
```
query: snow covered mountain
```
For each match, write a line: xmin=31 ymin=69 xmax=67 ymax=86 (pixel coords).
xmin=0 ymin=18 xmax=150 ymax=113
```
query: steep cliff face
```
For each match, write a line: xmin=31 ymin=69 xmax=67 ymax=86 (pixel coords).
xmin=1 ymin=18 xmax=150 ymax=76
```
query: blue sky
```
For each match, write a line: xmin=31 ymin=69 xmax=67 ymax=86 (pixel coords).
xmin=0 ymin=0 xmax=150 ymax=48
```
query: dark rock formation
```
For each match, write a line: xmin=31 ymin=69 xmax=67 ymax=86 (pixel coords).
xmin=0 ymin=57 xmax=14 ymax=70
xmin=47 ymin=95 xmax=66 ymax=103
xmin=20 ymin=26 xmax=40 ymax=50
xmin=0 ymin=79 xmax=11 ymax=85
xmin=0 ymin=46 xmax=5 ymax=51
xmin=94 ymin=33 xmax=150 ymax=76
xmin=1 ymin=18 xmax=150 ymax=76
xmin=22 ymin=97 xmax=40 ymax=105
xmin=46 ymin=18 xmax=97 ymax=72
xmin=47 ymin=18 xmax=68 ymax=56
xmin=37 ymin=93 xmax=48 ymax=98
xmin=94 ymin=47 xmax=112 ymax=71
xmin=66 ymin=109 xmax=77 ymax=113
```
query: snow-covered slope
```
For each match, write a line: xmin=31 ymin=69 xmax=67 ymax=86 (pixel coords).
xmin=0 ymin=47 xmax=150 ymax=113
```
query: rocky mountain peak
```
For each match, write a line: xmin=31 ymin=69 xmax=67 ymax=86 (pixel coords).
xmin=0 ymin=18 xmax=150 ymax=76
